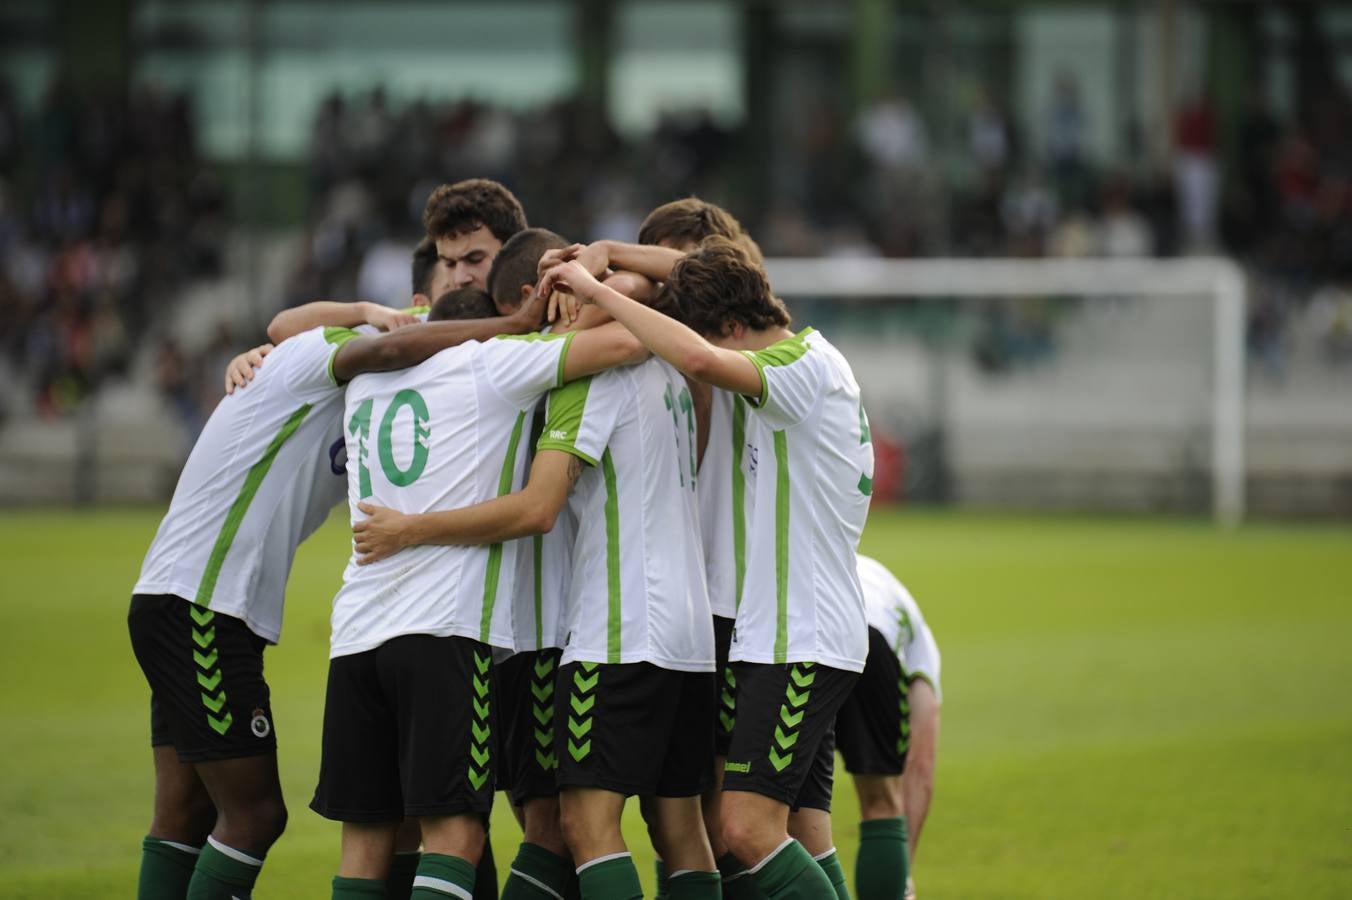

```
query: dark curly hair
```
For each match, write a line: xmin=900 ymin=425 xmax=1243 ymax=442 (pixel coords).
xmin=422 ymin=179 xmax=527 ymax=244
xmin=653 ymin=236 xmax=789 ymax=336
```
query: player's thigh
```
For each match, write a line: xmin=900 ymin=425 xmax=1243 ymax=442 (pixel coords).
xmin=388 ymin=635 xmax=496 ymax=820
xmin=555 ymin=661 xmax=687 ymax=797
xmin=837 ymin=627 xmax=907 ymax=779
xmin=128 ymin=594 xmax=279 ymax=766
xmin=310 ymin=647 xmax=403 ymax=824
xmin=721 ymin=661 xmax=857 ymax=809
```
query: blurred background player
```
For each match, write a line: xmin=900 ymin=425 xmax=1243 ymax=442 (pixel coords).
xmin=537 ymin=239 xmax=874 ymax=900
xmin=836 ymin=555 xmax=942 ymax=900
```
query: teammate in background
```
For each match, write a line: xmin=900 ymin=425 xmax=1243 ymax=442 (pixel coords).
xmin=347 ymin=282 xmax=719 ymax=900
xmin=128 ymin=294 xmax=543 ymax=900
xmin=837 ymin=556 xmax=941 ymax=900
xmin=538 ymin=239 xmax=874 ymax=900
xmin=311 ymin=294 xmax=649 ymax=900
xmin=625 ymin=199 xmax=766 ymax=899
xmin=483 ymin=227 xmax=586 ymax=900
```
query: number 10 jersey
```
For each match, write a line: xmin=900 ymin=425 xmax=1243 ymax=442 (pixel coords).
xmin=328 ymin=332 xmax=575 ymax=659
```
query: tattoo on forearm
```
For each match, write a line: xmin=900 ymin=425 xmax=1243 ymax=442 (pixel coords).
xmin=567 ymin=455 xmax=584 ymax=487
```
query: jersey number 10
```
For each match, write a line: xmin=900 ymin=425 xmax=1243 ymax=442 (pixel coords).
xmin=347 ymin=389 xmax=432 ymax=498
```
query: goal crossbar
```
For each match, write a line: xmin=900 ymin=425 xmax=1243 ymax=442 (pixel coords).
xmin=763 ymin=257 xmax=1247 ymax=526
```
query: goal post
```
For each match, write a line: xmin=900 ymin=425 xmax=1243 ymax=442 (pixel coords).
xmin=763 ymin=257 xmax=1248 ymax=526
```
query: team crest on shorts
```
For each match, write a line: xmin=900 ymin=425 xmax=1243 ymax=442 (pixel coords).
xmin=250 ymin=708 xmax=271 ymax=738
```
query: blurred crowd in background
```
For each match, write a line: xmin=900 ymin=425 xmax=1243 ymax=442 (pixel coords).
xmin=2 ymin=69 xmax=1351 ymax=427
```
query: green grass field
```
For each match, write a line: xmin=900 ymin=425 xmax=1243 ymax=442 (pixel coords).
xmin=1 ymin=508 xmax=1350 ymax=898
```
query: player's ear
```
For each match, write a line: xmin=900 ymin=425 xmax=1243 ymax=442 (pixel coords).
xmin=519 ymin=283 xmax=535 ymax=307
xmin=412 ymin=292 xmax=431 ymax=307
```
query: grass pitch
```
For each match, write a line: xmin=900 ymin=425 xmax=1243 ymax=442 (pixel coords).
xmin=0 ymin=508 xmax=1349 ymax=898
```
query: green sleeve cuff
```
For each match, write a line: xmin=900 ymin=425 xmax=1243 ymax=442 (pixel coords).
xmin=555 ymin=330 xmax=579 ymax=387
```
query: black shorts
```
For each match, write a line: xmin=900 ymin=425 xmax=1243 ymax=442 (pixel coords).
xmin=128 ymin=594 xmax=276 ymax=764
xmin=721 ymin=661 xmax=857 ymax=812
xmin=837 ymin=627 xmax=909 ymax=776
xmin=311 ymin=634 xmax=497 ymax=822
xmin=713 ymin=616 xmax=736 ymax=758
xmin=556 ymin=661 xmax=715 ymax=798
xmin=498 ymin=648 xmax=562 ymax=807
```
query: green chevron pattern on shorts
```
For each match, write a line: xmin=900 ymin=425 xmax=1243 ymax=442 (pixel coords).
xmin=898 ymin=673 xmax=911 ymax=757
xmin=567 ymin=662 xmax=598 ymax=762
xmin=532 ymin=651 xmax=558 ymax=770
xmin=718 ymin=666 xmax=737 ymax=736
xmin=188 ymin=605 xmax=231 ymax=735
xmin=769 ymin=662 xmax=815 ymax=772
xmin=468 ymin=649 xmax=492 ymax=790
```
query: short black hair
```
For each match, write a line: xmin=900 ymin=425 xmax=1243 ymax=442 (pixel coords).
xmin=422 ymin=178 xmax=528 ymax=244
xmin=428 ymin=287 xmax=498 ymax=322
xmin=411 ymin=237 xmax=438 ymax=296
xmin=486 ymin=227 xmax=569 ymax=310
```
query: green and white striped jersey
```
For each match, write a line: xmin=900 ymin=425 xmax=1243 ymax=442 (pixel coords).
xmin=698 ymin=389 xmax=757 ymax=619
xmin=731 ymin=327 xmax=874 ymax=672
xmin=537 ymin=358 xmax=715 ymax=672
xmin=329 ymin=332 xmax=575 ymax=659
xmin=509 ymin=398 xmax=577 ymax=653
xmin=857 ymin=554 xmax=942 ymax=699
xmin=133 ymin=326 xmax=359 ymax=643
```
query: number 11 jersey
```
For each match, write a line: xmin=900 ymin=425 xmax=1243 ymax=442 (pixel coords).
xmin=328 ymin=332 xmax=575 ymax=659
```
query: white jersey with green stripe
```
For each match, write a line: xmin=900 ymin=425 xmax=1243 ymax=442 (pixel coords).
xmin=698 ymin=389 xmax=757 ymax=619
xmin=730 ymin=327 xmax=873 ymax=672
xmin=537 ymin=358 xmax=715 ymax=673
xmin=328 ymin=331 xmax=575 ymax=658
xmin=133 ymin=326 xmax=360 ymax=643
xmin=509 ymin=398 xmax=578 ymax=653
xmin=857 ymin=554 xmax=942 ymax=700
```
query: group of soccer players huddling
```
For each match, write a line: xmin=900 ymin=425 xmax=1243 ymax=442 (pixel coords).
xmin=128 ymin=179 xmax=942 ymax=900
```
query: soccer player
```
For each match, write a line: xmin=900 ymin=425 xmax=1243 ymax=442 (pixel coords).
xmin=311 ymin=296 xmax=650 ymax=900
xmin=128 ymin=296 xmax=544 ymax=900
xmin=837 ymin=555 xmax=941 ymax=900
xmin=346 ymin=293 xmax=721 ymax=900
xmin=538 ymin=238 xmax=874 ymax=900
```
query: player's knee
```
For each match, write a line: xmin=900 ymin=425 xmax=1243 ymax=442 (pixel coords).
xmin=854 ymin=775 xmax=905 ymax=821
xmin=718 ymin=807 xmax=763 ymax=862
xmin=152 ymin=794 xmax=217 ymax=845
xmin=248 ymin=795 xmax=289 ymax=850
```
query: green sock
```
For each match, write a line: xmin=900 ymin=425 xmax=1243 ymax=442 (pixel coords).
xmin=334 ymin=875 xmax=388 ymax=898
xmin=387 ymin=852 xmax=421 ymax=900
xmin=669 ymin=869 xmax=723 ymax=899
xmin=748 ymin=840 xmax=835 ymax=900
xmin=813 ymin=850 xmax=850 ymax=900
xmin=576 ymin=853 xmax=643 ymax=900
xmin=655 ymin=858 xmax=670 ymax=899
xmin=139 ymin=836 xmax=201 ymax=899
xmin=411 ymin=853 xmax=476 ymax=898
xmin=501 ymin=843 xmax=574 ymax=899
xmin=185 ymin=837 xmax=265 ymax=899
xmin=475 ymin=841 xmax=498 ymax=900
xmin=717 ymin=852 xmax=769 ymax=900
xmin=855 ymin=818 xmax=908 ymax=900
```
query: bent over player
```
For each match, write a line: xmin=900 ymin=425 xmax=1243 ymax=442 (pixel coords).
xmin=838 ymin=555 xmax=941 ymax=900
xmin=539 ymin=238 xmax=874 ymax=900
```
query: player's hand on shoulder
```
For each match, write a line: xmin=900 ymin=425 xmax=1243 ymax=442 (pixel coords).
xmin=224 ymin=343 xmax=273 ymax=394
xmin=364 ymin=302 xmax=421 ymax=333
xmin=353 ymin=501 xmax=410 ymax=565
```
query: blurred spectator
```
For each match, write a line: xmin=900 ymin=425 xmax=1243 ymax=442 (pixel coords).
xmin=1173 ymin=93 xmax=1219 ymax=251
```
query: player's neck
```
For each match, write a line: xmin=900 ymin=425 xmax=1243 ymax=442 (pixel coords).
xmin=737 ymin=325 xmax=796 ymax=352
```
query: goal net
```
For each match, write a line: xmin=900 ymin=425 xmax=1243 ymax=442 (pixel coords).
xmin=763 ymin=257 xmax=1246 ymax=526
